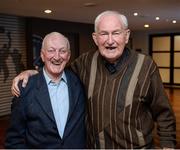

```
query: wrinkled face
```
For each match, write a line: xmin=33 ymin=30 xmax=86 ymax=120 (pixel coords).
xmin=92 ymin=14 xmax=130 ymax=63
xmin=41 ymin=35 xmax=70 ymax=79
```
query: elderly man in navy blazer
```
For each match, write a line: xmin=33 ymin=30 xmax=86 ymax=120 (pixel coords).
xmin=5 ymin=32 xmax=86 ymax=149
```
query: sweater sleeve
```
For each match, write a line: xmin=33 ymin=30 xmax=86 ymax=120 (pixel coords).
xmin=149 ymin=65 xmax=176 ymax=148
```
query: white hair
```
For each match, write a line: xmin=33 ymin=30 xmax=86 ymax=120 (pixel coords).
xmin=41 ymin=32 xmax=70 ymax=51
xmin=94 ymin=10 xmax=128 ymax=32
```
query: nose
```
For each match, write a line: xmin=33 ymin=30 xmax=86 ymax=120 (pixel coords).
xmin=54 ymin=50 xmax=61 ymax=59
xmin=107 ymin=34 xmax=114 ymax=44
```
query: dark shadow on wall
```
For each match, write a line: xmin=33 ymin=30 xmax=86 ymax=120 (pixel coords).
xmin=0 ymin=26 xmax=25 ymax=82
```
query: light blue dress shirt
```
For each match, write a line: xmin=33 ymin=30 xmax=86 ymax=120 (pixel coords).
xmin=43 ymin=68 xmax=69 ymax=138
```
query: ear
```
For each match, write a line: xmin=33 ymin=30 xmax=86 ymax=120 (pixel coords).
xmin=92 ymin=32 xmax=98 ymax=46
xmin=40 ymin=50 xmax=45 ymax=62
xmin=67 ymin=51 xmax=71 ymax=61
xmin=125 ymin=29 xmax=130 ymax=44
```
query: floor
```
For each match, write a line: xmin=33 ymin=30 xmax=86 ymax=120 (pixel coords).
xmin=165 ymin=88 xmax=180 ymax=148
xmin=152 ymin=88 xmax=180 ymax=148
xmin=0 ymin=88 xmax=180 ymax=148
xmin=0 ymin=115 xmax=9 ymax=148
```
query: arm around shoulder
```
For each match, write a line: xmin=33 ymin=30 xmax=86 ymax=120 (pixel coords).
xmin=11 ymin=69 xmax=38 ymax=97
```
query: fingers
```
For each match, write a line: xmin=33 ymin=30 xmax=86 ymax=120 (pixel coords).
xmin=11 ymin=77 xmax=20 ymax=97
xmin=22 ymin=77 xmax=28 ymax=88
xmin=11 ymin=72 xmax=28 ymax=97
xmin=11 ymin=85 xmax=20 ymax=97
xmin=11 ymin=70 xmax=36 ymax=97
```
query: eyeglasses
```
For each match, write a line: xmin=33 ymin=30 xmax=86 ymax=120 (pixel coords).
xmin=97 ymin=29 xmax=129 ymax=38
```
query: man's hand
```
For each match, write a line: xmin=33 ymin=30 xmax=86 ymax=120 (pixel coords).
xmin=11 ymin=70 xmax=38 ymax=97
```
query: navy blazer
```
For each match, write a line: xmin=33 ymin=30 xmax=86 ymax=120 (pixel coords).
xmin=5 ymin=69 xmax=86 ymax=149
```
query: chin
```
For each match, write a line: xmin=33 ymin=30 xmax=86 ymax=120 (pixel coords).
xmin=106 ymin=55 xmax=121 ymax=62
xmin=104 ymin=54 xmax=117 ymax=59
xmin=51 ymin=68 xmax=62 ymax=74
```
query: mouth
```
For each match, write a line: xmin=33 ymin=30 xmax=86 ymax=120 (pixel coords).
xmin=51 ymin=60 xmax=62 ymax=66
xmin=105 ymin=46 xmax=116 ymax=50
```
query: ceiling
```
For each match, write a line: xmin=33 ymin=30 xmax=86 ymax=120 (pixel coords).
xmin=0 ymin=0 xmax=180 ymax=31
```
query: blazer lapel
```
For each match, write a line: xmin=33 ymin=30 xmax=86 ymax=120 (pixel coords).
xmin=34 ymin=71 xmax=55 ymax=122
xmin=66 ymin=70 xmax=77 ymax=122
xmin=63 ymin=70 xmax=78 ymax=138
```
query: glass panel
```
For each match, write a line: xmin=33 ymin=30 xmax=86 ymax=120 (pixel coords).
xmin=174 ymin=35 xmax=180 ymax=51
xmin=174 ymin=53 xmax=180 ymax=67
xmin=152 ymin=36 xmax=170 ymax=51
xmin=159 ymin=68 xmax=170 ymax=83
xmin=174 ymin=69 xmax=180 ymax=84
xmin=152 ymin=53 xmax=170 ymax=67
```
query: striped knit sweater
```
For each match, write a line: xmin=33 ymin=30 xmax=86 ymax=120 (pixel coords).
xmin=71 ymin=48 xmax=176 ymax=149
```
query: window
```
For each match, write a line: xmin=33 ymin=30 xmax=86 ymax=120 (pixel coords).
xmin=150 ymin=34 xmax=180 ymax=86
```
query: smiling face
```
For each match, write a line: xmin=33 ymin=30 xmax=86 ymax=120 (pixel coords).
xmin=92 ymin=14 xmax=130 ymax=63
xmin=41 ymin=33 xmax=70 ymax=80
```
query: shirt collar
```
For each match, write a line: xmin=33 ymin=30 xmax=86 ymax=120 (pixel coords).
xmin=43 ymin=67 xmax=67 ymax=85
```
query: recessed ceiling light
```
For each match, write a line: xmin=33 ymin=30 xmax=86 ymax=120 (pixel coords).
xmin=133 ymin=12 xmax=138 ymax=16
xmin=155 ymin=17 xmax=160 ymax=20
xmin=144 ymin=24 xmax=149 ymax=28
xmin=172 ymin=20 xmax=177 ymax=24
xmin=44 ymin=9 xmax=52 ymax=14
xmin=84 ymin=2 xmax=96 ymax=7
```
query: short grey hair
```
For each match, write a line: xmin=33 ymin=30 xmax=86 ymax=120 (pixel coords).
xmin=41 ymin=32 xmax=70 ymax=51
xmin=94 ymin=10 xmax=128 ymax=32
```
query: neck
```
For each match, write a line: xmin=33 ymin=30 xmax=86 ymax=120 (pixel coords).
xmin=51 ymin=76 xmax=61 ymax=83
xmin=44 ymin=68 xmax=62 ymax=83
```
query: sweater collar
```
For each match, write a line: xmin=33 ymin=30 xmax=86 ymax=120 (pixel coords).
xmin=102 ymin=47 xmax=130 ymax=74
